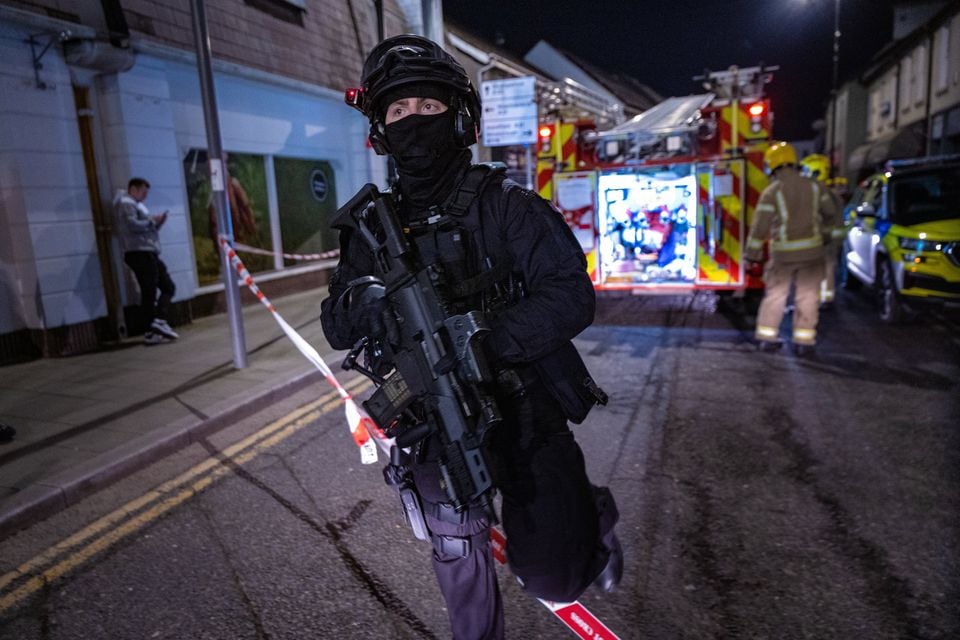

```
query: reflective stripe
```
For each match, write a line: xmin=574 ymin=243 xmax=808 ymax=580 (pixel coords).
xmin=830 ymin=227 xmax=848 ymax=240
xmin=810 ymin=183 xmax=821 ymax=237
xmin=756 ymin=203 xmax=776 ymax=212
xmin=793 ymin=328 xmax=816 ymax=344
xmin=772 ymin=235 xmax=823 ymax=251
xmin=748 ymin=237 xmax=765 ymax=250
xmin=775 ymin=190 xmax=789 ymax=242
xmin=756 ymin=325 xmax=779 ymax=338
xmin=820 ymin=279 xmax=834 ymax=302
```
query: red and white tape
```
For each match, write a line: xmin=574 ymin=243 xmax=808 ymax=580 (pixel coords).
xmin=219 ymin=235 xmax=388 ymax=463
xmin=490 ymin=529 xmax=622 ymax=640
xmin=232 ymin=241 xmax=340 ymax=262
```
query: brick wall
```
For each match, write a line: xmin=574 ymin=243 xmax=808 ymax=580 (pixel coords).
xmin=2 ymin=0 xmax=410 ymax=93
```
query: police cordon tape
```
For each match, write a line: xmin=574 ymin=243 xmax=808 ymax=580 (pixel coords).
xmin=219 ymin=235 xmax=385 ymax=464
xmin=232 ymin=241 xmax=340 ymax=262
xmin=219 ymin=235 xmax=623 ymax=640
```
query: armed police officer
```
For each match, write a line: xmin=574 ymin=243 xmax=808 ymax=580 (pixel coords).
xmin=320 ymin=35 xmax=622 ymax=640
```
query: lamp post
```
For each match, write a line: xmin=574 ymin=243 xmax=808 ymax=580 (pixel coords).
xmin=829 ymin=0 xmax=841 ymax=179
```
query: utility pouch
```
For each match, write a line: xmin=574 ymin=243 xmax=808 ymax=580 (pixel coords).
xmin=399 ymin=486 xmax=429 ymax=541
xmin=533 ymin=342 xmax=608 ymax=424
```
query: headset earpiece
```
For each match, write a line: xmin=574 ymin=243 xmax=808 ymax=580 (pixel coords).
xmin=369 ymin=121 xmax=389 ymax=155
xmin=452 ymin=97 xmax=478 ymax=148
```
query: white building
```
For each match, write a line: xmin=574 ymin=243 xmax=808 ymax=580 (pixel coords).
xmin=0 ymin=0 xmax=407 ymax=362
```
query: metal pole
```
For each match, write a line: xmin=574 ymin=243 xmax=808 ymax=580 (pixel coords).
xmin=421 ymin=0 xmax=444 ymax=45
xmin=374 ymin=0 xmax=384 ymax=40
xmin=190 ymin=0 xmax=248 ymax=368
xmin=829 ymin=0 xmax=840 ymax=179
xmin=525 ymin=144 xmax=534 ymax=190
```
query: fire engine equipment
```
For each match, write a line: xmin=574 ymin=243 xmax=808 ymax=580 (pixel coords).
xmin=538 ymin=65 xmax=778 ymax=293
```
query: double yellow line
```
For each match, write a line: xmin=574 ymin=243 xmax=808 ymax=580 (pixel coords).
xmin=0 ymin=376 xmax=373 ymax=613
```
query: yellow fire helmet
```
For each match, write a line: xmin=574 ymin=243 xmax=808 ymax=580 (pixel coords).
xmin=800 ymin=153 xmax=831 ymax=182
xmin=764 ymin=141 xmax=798 ymax=174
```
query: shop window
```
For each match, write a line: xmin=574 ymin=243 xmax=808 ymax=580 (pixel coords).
xmin=914 ymin=44 xmax=926 ymax=106
xmin=935 ymin=24 xmax=949 ymax=93
xmin=899 ymin=56 xmax=912 ymax=114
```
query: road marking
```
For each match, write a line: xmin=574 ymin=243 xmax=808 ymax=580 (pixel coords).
xmin=0 ymin=375 xmax=372 ymax=613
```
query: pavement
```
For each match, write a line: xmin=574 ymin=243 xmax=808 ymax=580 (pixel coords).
xmin=0 ymin=289 xmax=341 ymax=540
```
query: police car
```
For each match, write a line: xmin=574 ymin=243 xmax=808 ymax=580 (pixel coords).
xmin=841 ymin=155 xmax=960 ymax=322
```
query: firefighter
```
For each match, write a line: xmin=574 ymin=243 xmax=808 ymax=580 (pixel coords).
xmin=800 ymin=153 xmax=846 ymax=308
xmin=321 ymin=35 xmax=621 ymax=639
xmin=746 ymin=142 xmax=841 ymax=356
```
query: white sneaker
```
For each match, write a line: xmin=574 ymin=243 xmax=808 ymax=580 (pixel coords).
xmin=150 ymin=318 xmax=179 ymax=339
xmin=144 ymin=331 xmax=173 ymax=346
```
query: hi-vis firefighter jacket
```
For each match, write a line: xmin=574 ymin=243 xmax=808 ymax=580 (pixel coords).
xmin=746 ymin=166 xmax=841 ymax=264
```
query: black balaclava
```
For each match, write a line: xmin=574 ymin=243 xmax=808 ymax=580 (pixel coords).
xmin=381 ymin=85 xmax=472 ymax=214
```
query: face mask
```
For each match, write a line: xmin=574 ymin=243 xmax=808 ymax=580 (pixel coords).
xmin=385 ymin=110 xmax=470 ymax=210
xmin=386 ymin=111 xmax=460 ymax=173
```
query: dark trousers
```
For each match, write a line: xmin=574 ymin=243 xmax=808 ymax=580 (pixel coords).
xmin=124 ymin=251 xmax=175 ymax=329
xmin=410 ymin=379 xmax=617 ymax=640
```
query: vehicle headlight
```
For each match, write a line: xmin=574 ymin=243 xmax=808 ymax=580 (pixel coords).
xmin=898 ymin=237 xmax=943 ymax=252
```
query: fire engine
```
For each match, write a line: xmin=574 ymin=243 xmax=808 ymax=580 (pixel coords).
xmin=537 ymin=65 xmax=778 ymax=293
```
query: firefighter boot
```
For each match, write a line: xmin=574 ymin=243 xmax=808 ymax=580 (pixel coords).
xmin=793 ymin=343 xmax=816 ymax=359
xmin=756 ymin=340 xmax=783 ymax=353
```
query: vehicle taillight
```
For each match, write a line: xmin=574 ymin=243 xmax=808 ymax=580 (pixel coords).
xmin=539 ymin=124 xmax=554 ymax=154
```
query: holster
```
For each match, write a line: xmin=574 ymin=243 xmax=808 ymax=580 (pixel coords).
xmin=533 ymin=342 xmax=608 ymax=424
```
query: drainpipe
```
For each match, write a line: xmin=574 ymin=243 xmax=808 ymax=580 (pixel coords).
xmin=73 ymin=85 xmax=126 ymax=340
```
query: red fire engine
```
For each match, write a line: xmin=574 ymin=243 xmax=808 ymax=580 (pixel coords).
xmin=537 ymin=65 xmax=778 ymax=293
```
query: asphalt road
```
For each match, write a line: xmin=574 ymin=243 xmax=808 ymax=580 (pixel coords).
xmin=1 ymin=288 xmax=957 ymax=640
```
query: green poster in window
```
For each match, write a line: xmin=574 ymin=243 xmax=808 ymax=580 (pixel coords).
xmin=274 ymin=157 xmax=338 ymax=265
xmin=183 ymin=149 xmax=273 ymax=285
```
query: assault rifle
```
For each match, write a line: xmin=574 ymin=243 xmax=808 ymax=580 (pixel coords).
xmin=332 ymin=184 xmax=500 ymax=520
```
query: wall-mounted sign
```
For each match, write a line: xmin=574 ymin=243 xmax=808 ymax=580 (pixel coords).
xmin=481 ymin=76 xmax=538 ymax=147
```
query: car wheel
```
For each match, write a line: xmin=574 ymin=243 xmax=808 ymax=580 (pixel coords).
xmin=840 ymin=243 xmax=861 ymax=290
xmin=877 ymin=259 xmax=904 ymax=323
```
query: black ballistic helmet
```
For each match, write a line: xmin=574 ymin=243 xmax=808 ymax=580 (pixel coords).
xmin=346 ymin=34 xmax=481 ymax=155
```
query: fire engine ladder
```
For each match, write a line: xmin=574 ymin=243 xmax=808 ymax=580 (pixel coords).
xmin=692 ymin=64 xmax=779 ymax=102
xmin=537 ymin=76 xmax=624 ymax=129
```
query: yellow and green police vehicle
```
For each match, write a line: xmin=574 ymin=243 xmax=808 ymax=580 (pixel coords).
xmin=842 ymin=155 xmax=960 ymax=322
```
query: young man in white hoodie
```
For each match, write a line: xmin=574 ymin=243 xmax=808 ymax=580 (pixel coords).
xmin=114 ymin=177 xmax=179 ymax=345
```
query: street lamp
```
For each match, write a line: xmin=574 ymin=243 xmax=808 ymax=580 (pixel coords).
xmin=829 ymin=0 xmax=840 ymax=180
xmin=796 ymin=0 xmax=842 ymax=177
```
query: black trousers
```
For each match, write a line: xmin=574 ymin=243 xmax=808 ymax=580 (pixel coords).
xmin=409 ymin=378 xmax=618 ymax=640
xmin=124 ymin=251 xmax=175 ymax=328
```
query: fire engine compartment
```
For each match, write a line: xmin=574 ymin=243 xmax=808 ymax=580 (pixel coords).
xmin=597 ymin=166 xmax=699 ymax=287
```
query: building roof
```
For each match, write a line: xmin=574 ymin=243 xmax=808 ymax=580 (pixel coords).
xmin=553 ymin=47 xmax=664 ymax=115
xmin=861 ymin=0 xmax=958 ymax=83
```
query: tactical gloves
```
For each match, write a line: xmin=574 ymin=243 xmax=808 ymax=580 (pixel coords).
xmin=348 ymin=281 xmax=389 ymax=339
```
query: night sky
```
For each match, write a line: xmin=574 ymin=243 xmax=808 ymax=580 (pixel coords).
xmin=443 ymin=0 xmax=896 ymax=141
